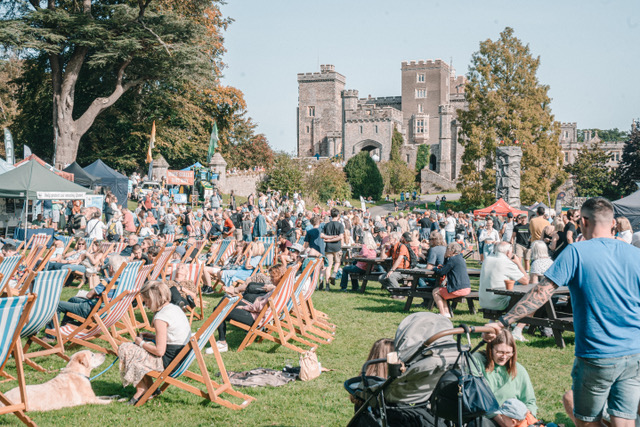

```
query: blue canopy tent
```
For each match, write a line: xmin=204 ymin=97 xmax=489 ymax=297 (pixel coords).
xmin=181 ymin=162 xmax=203 ymax=171
xmin=84 ymin=160 xmax=128 ymax=207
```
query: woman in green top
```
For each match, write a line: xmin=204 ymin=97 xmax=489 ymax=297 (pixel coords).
xmin=473 ymin=329 xmax=537 ymax=427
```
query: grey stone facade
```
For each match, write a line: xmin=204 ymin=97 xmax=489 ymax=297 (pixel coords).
xmin=297 ymin=60 xmax=468 ymax=183
xmin=560 ymin=122 xmax=626 ymax=167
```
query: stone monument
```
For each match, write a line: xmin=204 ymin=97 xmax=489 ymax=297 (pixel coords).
xmin=151 ymin=154 xmax=169 ymax=182
xmin=208 ymin=152 xmax=227 ymax=191
xmin=495 ymin=146 xmax=522 ymax=208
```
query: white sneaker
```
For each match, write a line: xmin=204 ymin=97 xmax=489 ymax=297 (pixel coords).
xmin=205 ymin=347 xmax=214 ymax=354
xmin=217 ymin=341 xmax=228 ymax=352
xmin=512 ymin=331 xmax=529 ymax=342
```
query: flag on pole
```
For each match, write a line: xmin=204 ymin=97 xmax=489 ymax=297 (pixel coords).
xmin=146 ymin=121 xmax=156 ymax=164
xmin=23 ymin=144 xmax=32 ymax=158
xmin=3 ymin=127 xmax=14 ymax=165
xmin=207 ymin=121 xmax=218 ymax=164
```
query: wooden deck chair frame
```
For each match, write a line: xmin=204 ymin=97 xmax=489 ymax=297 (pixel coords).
xmin=46 ymin=261 xmax=143 ymax=355
xmin=287 ymin=259 xmax=334 ymax=344
xmin=0 ymin=294 xmax=37 ymax=427
xmin=19 ymin=270 xmax=72 ymax=372
xmin=149 ymin=246 xmax=175 ymax=281
xmin=231 ymin=264 xmax=316 ymax=354
xmin=0 ymin=255 xmax=24 ymax=297
xmin=135 ymin=295 xmax=255 ymax=410
xmin=300 ymin=259 xmax=336 ymax=332
xmin=8 ymin=246 xmax=55 ymax=296
xmin=205 ymin=240 xmax=222 ymax=266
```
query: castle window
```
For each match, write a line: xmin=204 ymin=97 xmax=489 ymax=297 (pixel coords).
xmin=616 ymin=153 xmax=620 ymax=161
xmin=406 ymin=154 xmax=410 ymax=163
xmin=375 ymin=125 xmax=378 ymax=133
xmin=417 ymin=74 xmax=425 ymax=82
xmin=415 ymin=89 xmax=426 ymax=98
xmin=308 ymin=106 xmax=315 ymax=117
xmin=564 ymin=131 xmax=569 ymax=139
xmin=418 ymin=104 xmax=423 ymax=113
xmin=564 ymin=152 xmax=569 ymax=163
xmin=415 ymin=119 xmax=425 ymax=134
xmin=306 ymin=125 xmax=310 ymax=134
xmin=360 ymin=125 xmax=363 ymax=134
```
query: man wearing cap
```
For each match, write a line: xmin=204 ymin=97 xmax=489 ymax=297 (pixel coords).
xmin=321 ymin=208 xmax=344 ymax=291
xmin=379 ymin=232 xmax=412 ymax=295
xmin=501 ymin=212 xmax=515 ymax=243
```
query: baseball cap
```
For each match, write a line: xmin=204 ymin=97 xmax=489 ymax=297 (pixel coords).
xmin=401 ymin=232 xmax=412 ymax=242
xmin=290 ymin=243 xmax=304 ymax=253
xmin=507 ymin=212 xmax=513 ymax=218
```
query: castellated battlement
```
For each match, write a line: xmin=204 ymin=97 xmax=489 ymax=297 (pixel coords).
xmin=344 ymin=106 xmax=403 ymax=123
xmin=342 ymin=89 xmax=359 ymax=97
xmin=297 ymin=65 xmax=346 ymax=84
xmin=320 ymin=64 xmax=335 ymax=73
xmin=560 ymin=122 xmax=578 ymax=127
xmin=401 ymin=59 xmax=448 ymax=69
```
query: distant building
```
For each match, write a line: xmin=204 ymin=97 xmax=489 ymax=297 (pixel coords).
xmin=297 ymin=61 xmax=468 ymax=185
xmin=560 ymin=123 xmax=626 ymax=168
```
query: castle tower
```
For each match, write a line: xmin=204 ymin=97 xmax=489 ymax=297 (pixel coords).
xmin=401 ymin=59 xmax=450 ymax=146
xmin=297 ymin=65 xmax=346 ymax=157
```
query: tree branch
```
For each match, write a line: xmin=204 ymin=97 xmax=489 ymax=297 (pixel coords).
xmin=138 ymin=0 xmax=154 ymax=19
xmin=138 ymin=18 xmax=172 ymax=56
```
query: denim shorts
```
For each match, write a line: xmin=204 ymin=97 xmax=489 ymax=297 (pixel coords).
xmin=571 ymin=354 xmax=640 ymax=421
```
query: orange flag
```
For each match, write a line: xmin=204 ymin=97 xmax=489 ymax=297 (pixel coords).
xmin=146 ymin=121 xmax=156 ymax=164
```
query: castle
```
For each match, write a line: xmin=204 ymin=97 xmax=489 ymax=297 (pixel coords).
xmin=559 ymin=123 xmax=626 ymax=168
xmin=297 ymin=61 xmax=467 ymax=188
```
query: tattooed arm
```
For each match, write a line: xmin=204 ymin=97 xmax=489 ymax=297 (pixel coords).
xmin=484 ymin=277 xmax=558 ymax=341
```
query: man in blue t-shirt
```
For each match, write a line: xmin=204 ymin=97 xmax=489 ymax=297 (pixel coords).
xmin=485 ymin=197 xmax=640 ymax=426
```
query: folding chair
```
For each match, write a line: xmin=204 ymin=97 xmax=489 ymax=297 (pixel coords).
xmin=19 ymin=270 xmax=71 ymax=371
xmin=112 ymin=242 xmax=127 ymax=255
xmin=231 ymin=264 xmax=316 ymax=354
xmin=207 ymin=239 xmax=234 ymax=266
xmin=149 ymin=246 xmax=175 ymax=281
xmin=49 ymin=261 xmax=143 ymax=355
xmin=257 ymin=236 xmax=276 ymax=267
xmin=21 ymin=233 xmax=51 ymax=256
xmin=135 ymin=295 xmax=255 ymax=410
xmin=0 ymin=295 xmax=37 ymax=426
xmin=165 ymin=233 xmax=176 ymax=244
xmin=170 ymin=262 xmax=204 ymax=324
xmin=59 ymin=235 xmax=74 ymax=255
xmin=125 ymin=264 xmax=155 ymax=333
xmin=299 ymin=258 xmax=336 ymax=332
xmin=0 ymin=255 xmax=23 ymax=296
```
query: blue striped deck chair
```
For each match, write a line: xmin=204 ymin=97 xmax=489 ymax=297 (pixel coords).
xmin=52 ymin=261 xmax=143 ymax=355
xmin=135 ymin=296 xmax=255 ymax=410
xmin=56 ymin=235 xmax=73 ymax=254
xmin=210 ymin=239 xmax=233 ymax=266
xmin=257 ymin=237 xmax=276 ymax=266
xmin=20 ymin=270 xmax=71 ymax=372
xmin=0 ymin=294 xmax=37 ymax=427
xmin=0 ymin=255 xmax=23 ymax=296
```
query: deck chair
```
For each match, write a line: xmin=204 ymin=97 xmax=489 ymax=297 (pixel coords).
xmin=0 ymin=255 xmax=23 ymax=295
xmin=299 ymin=258 xmax=336 ymax=332
xmin=58 ymin=235 xmax=74 ymax=254
xmin=19 ymin=270 xmax=71 ymax=372
xmin=202 ymin=220 xmax=212 ymax=236
xmin=231 ymin=263 xmax=316 ymax=354
xmin=165 ymin=233 xmax=176 ymax=244
xmin=135 ymin=295 xmax=255 ymax=410
xmin=286 ymin=259 xmax=334 ymax=344
xmin=289 ymin=259 xmax=335 ymax=343
xmin=20 ymin=233 xmax=51 ymax=255
xmin=149 ymin=246 xmax=175 ymax=281
xmin=112 ymin=242 xmax=127 ymax=255
xmin=170 ymin=262 xmax=204 ymax=324
xmin=205 ymin=240 xmax=222 ymax=264
xmin=125 ymin=263 xmax=155 ymax=333
xmin=0 ymin=294 xmax=37 ymax=426
xmin=207 ymin=239 xmax=234 ymax=266
xmin=257 ymin=236 xmax=276 ymax=267
xmin=49 ymin=261 xmax=143 ymax=355
xmin=98 ymin=241 xmax=115 ymax=256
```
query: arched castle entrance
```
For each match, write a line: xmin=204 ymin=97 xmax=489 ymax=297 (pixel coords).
xmin=352 ymin=139 xmax=383 ymax=161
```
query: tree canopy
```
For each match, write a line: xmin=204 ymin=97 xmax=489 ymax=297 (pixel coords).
xmin=344 ymin=151 xmax=383 ymax=201
xmin=457 ymin=27 xmax=565 ymax=207
xmin=616 ymin=123 xmax=640 ymax=197
xmin=565 ymin=142 xmax=616 ymax=199
xmin=1 ymin=0 xmax=271 ymax=173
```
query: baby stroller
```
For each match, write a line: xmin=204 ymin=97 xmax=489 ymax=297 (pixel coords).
xmin=344 ymin=312 xmax=496 ymax=427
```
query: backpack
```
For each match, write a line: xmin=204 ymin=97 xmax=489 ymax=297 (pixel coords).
xmin=72 ymin=214 xmax=84 ymax=230
xmin=107 ymin=222 xmax=118 ymax=237
xmin=403 ymin=243 xmax=418 ymax=269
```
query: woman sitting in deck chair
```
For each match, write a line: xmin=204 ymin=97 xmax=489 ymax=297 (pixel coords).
xmin=118 ymin=281 xmax=190 ymax=405
xmin=217 ymin=241 xmax=265 ymax=288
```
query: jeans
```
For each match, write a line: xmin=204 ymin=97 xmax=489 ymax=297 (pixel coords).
xmin=445 ymin=231 xmax=455 ymax=244
xmin=45 ymin=297 xmax=96 ymax=338
xmin=379 ymin=271 xmax=403 ymax=289
xmin=215 ymin=299 xmax=255 ymax=342
xmin=60 ymin=264 xmax=86 ymax=274
xmin=340 ymin=264 xmax=365 ymax=290
xmin=572 ymin=353 xmax=640 ymax=421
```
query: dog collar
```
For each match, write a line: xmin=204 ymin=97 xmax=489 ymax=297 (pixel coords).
xmin=61 ymin=369 xmax=90 ymax=381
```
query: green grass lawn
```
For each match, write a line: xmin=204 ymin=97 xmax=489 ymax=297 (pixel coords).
xmin=0 ymin=282 xmax=576 ymax=426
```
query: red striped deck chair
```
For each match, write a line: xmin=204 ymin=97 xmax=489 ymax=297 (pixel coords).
xmin=202 ymin=219 xmax=212 ymax=236
xmin=0 ymin=294 xmax=37 ymax=426
xmin=300 ymin=257 xmax=336 ymax=332
xmin=125 ymin=264 xmax=155 ymax=333
xmin=165 ymin=233 xmax=176 ymax=244
xmin=112 ymin=241 xmax=127 ymax=255
xmin=170 ymin=262 xmax=204 ymax=324
xmin=19 ymin=270 xmax=71 ymax=372
xmin=231 ymin=263 xmax=315 ymax=354
xmin=149 ymin=246 xmax=175 ymax=281
xmin=205 ymin=240 xmax=222 ymax=265
xmin=0 ymin=255 xmax=24 ymax=297
xmin=98 ymin=241 xmax=114 ymax=256
xmin=48 ymin=261 xmax=143 ymax=355
xmin=21 ymin=233 xmax=51 ymax=256
xmin=135 ymin=296 xmax=254 ymax=410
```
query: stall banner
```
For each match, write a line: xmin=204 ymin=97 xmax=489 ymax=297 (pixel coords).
xmin=36 ymin=191 xmax=86 ymax=200
xmin=174 ymin=193 xmax=188 ymax=204
xmin=167 ymin=170 xmax=194 ymax=186
xmin=85 ymin=195 xmax=105 ymax=212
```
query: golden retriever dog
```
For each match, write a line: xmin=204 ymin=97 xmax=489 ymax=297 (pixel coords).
xmin=4 ymin=350 xmax=112 ymax=411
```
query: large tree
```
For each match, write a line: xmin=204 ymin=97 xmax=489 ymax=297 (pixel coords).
xmin=616 ymin=123 xmax=640 ymax=197
xmin=457 ymin=27 xmax=565 ymax=207
xmin=566 ymin=142 xmax=616 ymax=198
xmin=344 ymin=151 xmax=383 ymax=200
xmin=1 ymin=0 xmax=227 ymax=168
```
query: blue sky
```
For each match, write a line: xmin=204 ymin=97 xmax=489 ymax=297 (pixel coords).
xmin=220 ymin=0 xmax=639 ymax=154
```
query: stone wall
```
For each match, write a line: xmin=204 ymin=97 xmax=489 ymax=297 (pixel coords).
xmin=420 ymin=168 xmax=457 ymax=193
xmin=222 ymin=172 xmax=264 ymax=197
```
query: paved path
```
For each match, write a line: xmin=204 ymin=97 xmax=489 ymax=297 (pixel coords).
xmin=368 ymin=193 xmax=461 ymax=217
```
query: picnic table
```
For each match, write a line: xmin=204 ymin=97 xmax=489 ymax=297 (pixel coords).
xmin=393 ymin=267 xmax=481 ymax=313
xmin=485 ymin=285 xmax=573 ymax=348
xmin=347 ymin=256 xmax=391 ymax=293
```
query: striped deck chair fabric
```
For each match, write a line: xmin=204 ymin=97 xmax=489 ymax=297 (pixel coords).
xmin=170 ymin=262 xmax=204 ymax=323
xmin=125 ymin=263 xmax=155 ymax=333
xmin=20 ymin=270 xmax=70 ymax=371
xmin=258 ymin=264 xmax=299 ymax=328
xmin=211 ymin=239 xmax=234 ymax=266
xmin=300 ymin=258 xmax=336 ymax=331
xmin=149 ymin=246 xmax=175 ymax=280
xmin=29 ymin=233 xmax=51 ymax=250
xmin=202 ymin=220 xmax=212 ymax=236
xmin=257 ymin=237 xmax=276 ymax=266
xmin=135 ymin=295 xmax=254 ymax=410
xmin=113 ymin=242 xmax=127 ymax=254
xmin=0 ymin=294 xmax=37 ymax=426
xmin=297 ymin=236 xmax=305 ymax=246
xmin=0 ymin=255 xmax=22 ymax=294
xmin=165 ymin=233 xmax=176 ymax=244
xmin=57 ymin=261 xmax=143 ymax=353
xmin=57 ymin=235 xmax=73 ymax=253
